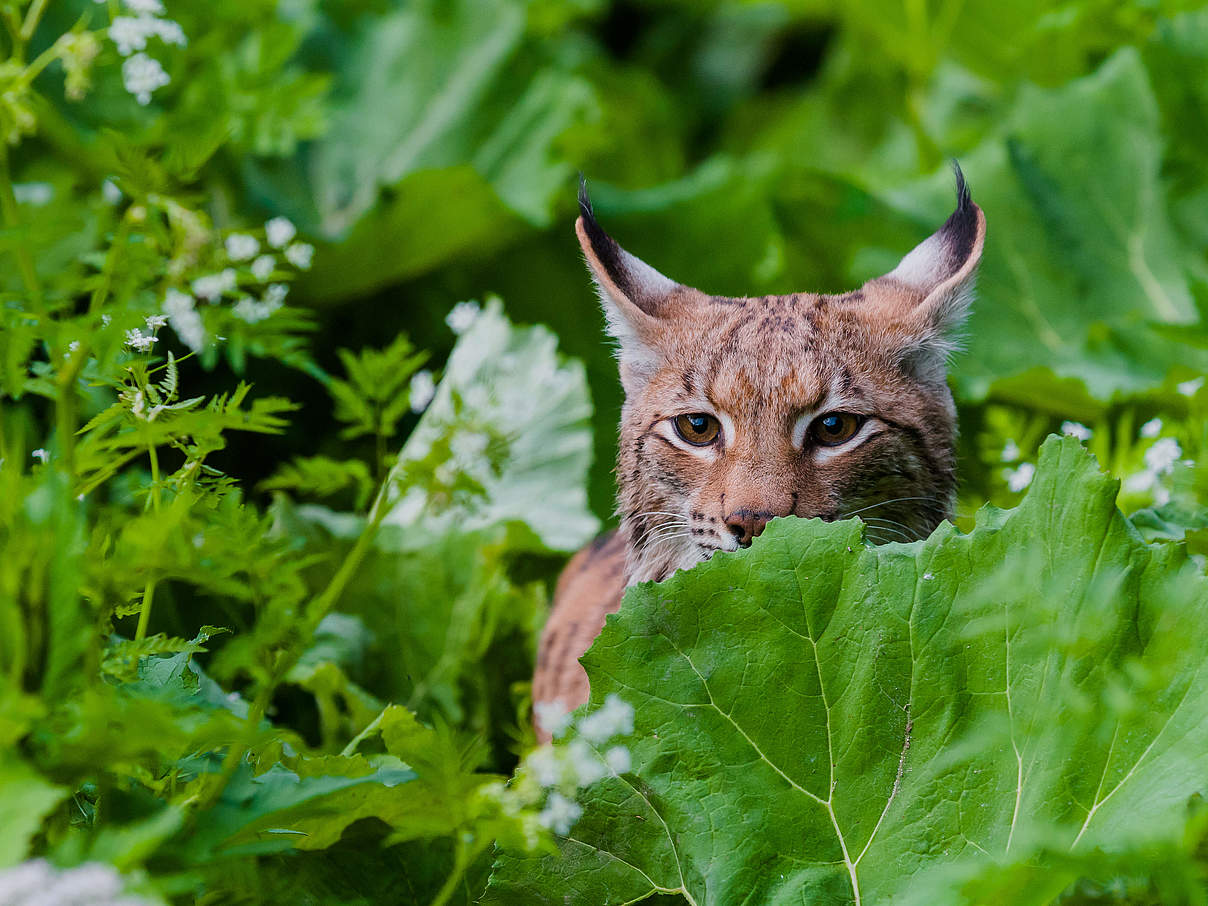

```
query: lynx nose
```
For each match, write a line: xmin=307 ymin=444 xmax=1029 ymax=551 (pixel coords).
xmin=724 ymin=509 xmax=774 ymax=547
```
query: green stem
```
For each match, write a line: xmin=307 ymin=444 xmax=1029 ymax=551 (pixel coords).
xmin=0 ymin=145 xmax=42 ymax=304
xmin=91 ymin=217 xmax=131 ymax=314
xmin=134 ymin=579 xmax=156 ymax=642
xmin=199 ymin=477 xmax=398 ymax=810
xmin=427 ymin=838 xmax=484 ymax=906
xmin=20 ymin=0 xmax=48 ymax=41
xmin=2 ymin=8 xmax=24 ymax=60
xmin=18 ymin=41 xmax=63 ymax=87
xmin=134 ymin=441 xmax=162 ymax=641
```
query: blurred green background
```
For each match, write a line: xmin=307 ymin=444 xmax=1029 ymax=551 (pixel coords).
xmin=20 ymin=0 xmax=1205 ymax=525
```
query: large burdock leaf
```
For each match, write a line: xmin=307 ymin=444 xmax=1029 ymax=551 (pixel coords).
xmin=485 ymin=437 xmax=1208 ymax=905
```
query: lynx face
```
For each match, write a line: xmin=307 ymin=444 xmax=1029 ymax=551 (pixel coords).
xmin=577 ymin=170 xmax=986 ymax=585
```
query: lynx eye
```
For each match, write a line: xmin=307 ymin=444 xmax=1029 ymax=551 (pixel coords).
xmin=810 ymin=412 xmax=864 ymax=447
xmin=673 ymin=413 xmax=721 ymax=446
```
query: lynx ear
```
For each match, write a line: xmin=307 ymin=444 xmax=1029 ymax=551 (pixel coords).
xmin=876 ymin=163 xmax=986 ymax=380
xmin=576 ymin=176 xmax=680 ymax=393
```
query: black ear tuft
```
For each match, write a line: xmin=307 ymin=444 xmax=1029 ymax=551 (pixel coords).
xmin=577 ymin=172 xmax=594 ymax=222
xmin=941 ymin=160 xmax=978 ymax=263
xmin=575 ymin=173 xmax=640 ymax=305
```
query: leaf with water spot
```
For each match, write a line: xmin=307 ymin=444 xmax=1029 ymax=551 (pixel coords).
xmin=485 ymin=437 xmax=1208 ymax=904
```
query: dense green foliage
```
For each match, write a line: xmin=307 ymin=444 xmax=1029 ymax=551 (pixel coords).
xmin=0 ymin=0 xmax=1205 ymax=903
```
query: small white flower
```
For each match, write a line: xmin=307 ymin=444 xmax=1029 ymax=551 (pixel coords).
xmin=1177 ymin=377 xmax=1205 ymax=397
xmin=537 ymin=791 xmax=582 ymax=836
xmin=250 ymin=254 xmax=275 ymax=281
xmin=102 ymin=178 xmax=123 ymax=205
xmin=123 ymin=0 xmax=164 ymax=13
xmin=265 ymin=283 xmax=289 ymax=306
xmin=225 ymin=233 xmax=260 ymax=262
xmin=1000 ymin=439 xmax=1020 ymax=462
xmin=121 ymin=52 xmax=169 ymax=105
xmin=101 ymin=314 xmax=111 ymax=327
xmin=1124 ymin=470 xmax=1156 ymax=493
xmin=604 ymin=745 xmax=631 ymax=775
xmin=1145 ymin=437 xmax=1182 ymax=475
xmin=150 ymin=17 xmax=186 ymax=47
xmin=13 ymin=182 xmax=53 ymax=205
xmin=233 ymin=298 xmax=261 ymax=323
xmin=525 ymin=747 xmax=561 ymax=788
xmin=577 ymin=693 xmax=634 ymax=744
xmin=265 ymin=216 xmax=296 ymax=248
xmin=1060 ymin=421 xmax=1091 ymax=442
xmin=445 ymin=300 xmax=480 ymax=335
xmin=568 ymin=739 xmax=607 ymax=786
xmin=68 ymin=341 xmax=80 ymax=353
xmin=31 ymin=448 xmax=49 ymax=463
xmin=533 ymin=699 xmax=572 ymax=739
xmin=1003 ymin=462 xmax=1035 ymax=493
xmin=145 ymin=314 xmax=168 ymax=330
xmin=125 ymin=328 xmax=157 ymax=352
xmin=109 ymin=16 xmax=153 ymax=55
xmin=192 ymin=268 xmax=237 ymax=302
xmin=409 ymin=370 xmax=436 ymax=413
xmin=284 ymin=241 xmax=314 ymax=270
xmin=1140 ymin=418 xmax=1162 ymax=439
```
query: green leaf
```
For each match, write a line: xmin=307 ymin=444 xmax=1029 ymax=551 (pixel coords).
xmin=877 ymin=49 xmax=1208 ymax=401
xmin=486 ymin=437 xmax=1208 ymax=904
xmin=184 ymin=759 xmax=417 ymax=860
xmin=258 ymin=0 xmax=599 ymax=299
xmin=0 ymin=758 xmax=68 ymax=868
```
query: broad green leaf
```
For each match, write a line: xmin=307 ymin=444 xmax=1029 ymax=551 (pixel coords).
xmin=184 ymin=759 xmax=416 ymax=859
xmin=258 ymin=0 xmax=598 ymax=298
xmin=0 ymin=759 xmax=68 ymax=868
xmin=876 ymin=49 xmax=1208 ymax=401
xmin=486 ymin=437 xmax=1208 ymax=904
xmin=384 ymin=298 xmax=599 ymax=552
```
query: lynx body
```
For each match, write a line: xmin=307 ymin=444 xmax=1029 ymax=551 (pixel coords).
xmin=533 ymin=170 xmax=986 ymax=738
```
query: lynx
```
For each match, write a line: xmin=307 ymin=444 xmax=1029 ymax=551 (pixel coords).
xmin=533 ymin=168 xmax=986 ymax=739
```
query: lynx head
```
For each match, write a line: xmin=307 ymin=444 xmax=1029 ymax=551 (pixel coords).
xmin=576 ymin=168 xmax=986 ymax=585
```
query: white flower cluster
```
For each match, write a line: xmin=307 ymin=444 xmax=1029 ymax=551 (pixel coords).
xmin=1125 ymin=435 xmax=1185 ymax=506
xmin=0 ymin=859 xmax=155 ymax=906
xmin=255 ymin=216 xmax=312 ymax=273
xmin=124 ymin=314 xmax=171 ymax=353
xmin=124 ymin=328 xmax=156 ymax=352
xmin=107 ymin=0 xmax=186 ymax=106
xmin=522 ymin=694 xmax=636 ymax=835
xmin=149 ymin=217 xmax=313 ymax=348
